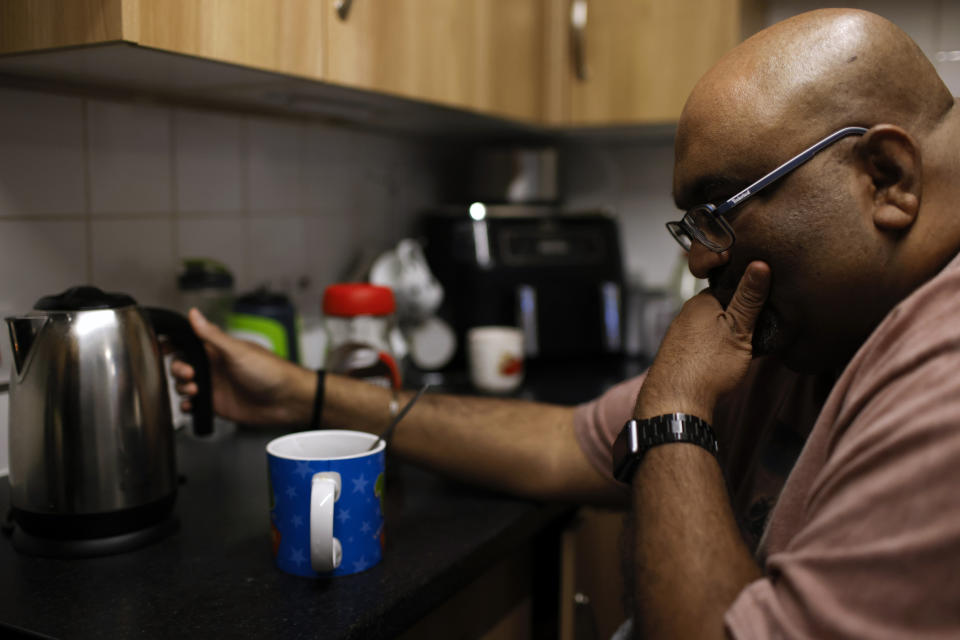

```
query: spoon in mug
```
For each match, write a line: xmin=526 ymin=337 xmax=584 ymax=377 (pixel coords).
xmin=368 ymin=383 xmax=430 ymax=451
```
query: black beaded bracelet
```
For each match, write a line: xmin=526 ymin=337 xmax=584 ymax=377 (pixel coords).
xmin=309 ymin=369 xmax=326 ymax=430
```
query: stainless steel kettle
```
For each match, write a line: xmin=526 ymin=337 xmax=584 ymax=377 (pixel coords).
xmin=5 ymin=286 xmax=212 ymax=548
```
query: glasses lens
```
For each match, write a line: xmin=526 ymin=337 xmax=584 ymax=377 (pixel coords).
xmin=666 ymin=221 xmax=693 ymax=251
xmin=685 ymin=206 xmax=733 ymax=252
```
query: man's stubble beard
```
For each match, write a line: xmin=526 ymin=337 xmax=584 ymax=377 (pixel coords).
xmin=751 ymin=305 xmax=783 ymax=356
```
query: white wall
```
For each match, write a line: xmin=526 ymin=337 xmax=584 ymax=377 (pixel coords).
xmin=0 ymin=87 xmax=444 ymax=474
xmin=561 ymin=0 xmax=960 ymax=291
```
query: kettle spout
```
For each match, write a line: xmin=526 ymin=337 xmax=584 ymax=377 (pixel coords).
xmin=5 ymin=316 xmax=47 ymax=376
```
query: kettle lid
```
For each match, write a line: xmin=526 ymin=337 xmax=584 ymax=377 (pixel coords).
xmin=35 ymin=286 xmax=137 ymax=311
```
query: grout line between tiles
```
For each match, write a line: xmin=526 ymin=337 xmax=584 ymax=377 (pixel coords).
xmin=170 ymin=108 xmax=180 ymax=265
xmin=240 ymin=116 xmax=251 ymax=290
xmin=81 ymin=98 xmax=94 ymax=284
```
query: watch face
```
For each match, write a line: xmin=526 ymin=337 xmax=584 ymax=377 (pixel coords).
xmin=612 ymin=419 xmax=640 ymax=483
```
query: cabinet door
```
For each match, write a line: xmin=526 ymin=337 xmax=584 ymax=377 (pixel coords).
xmin=0 ymin=0 xmax=326 ymax=79
xmin=546 ymin=0 xmax=763 ymax=125
xmin=136 ymin=0 xmax=325 ymax=78
xmin=326 ymin=0 xmax=546 ymax=122
xmin=0 ymin=0 xmax=128 ymax=54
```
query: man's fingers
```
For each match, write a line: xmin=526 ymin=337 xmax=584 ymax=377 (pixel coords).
xmin=170 ymin=360 xmax=195 ymax=380
xmin=725 ymin=261 xmax=771 ymax=335
xmin=176 ymin=381 xmax=199 ymax=396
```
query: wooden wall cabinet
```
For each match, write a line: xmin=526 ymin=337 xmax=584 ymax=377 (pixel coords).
xmin=543 ymin=0 xmax=765 ymax=126
xmin=325 ymin=0 xmax=547 ymax=122
xmin=0 ymin=0 xmax=326 ymax=79
xmin=0 ymin=1 xmax=765 ymax=127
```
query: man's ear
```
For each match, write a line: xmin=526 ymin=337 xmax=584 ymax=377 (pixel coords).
xmin=855 ymin=125 xmax=922 ymax=232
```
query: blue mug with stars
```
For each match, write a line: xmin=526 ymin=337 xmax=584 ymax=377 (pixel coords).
xmin=266 ymin=430 xmax=386 ymax=578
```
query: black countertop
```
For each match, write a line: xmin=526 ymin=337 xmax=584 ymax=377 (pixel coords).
xmin=0 ymin=358 xmax=645 ymax=639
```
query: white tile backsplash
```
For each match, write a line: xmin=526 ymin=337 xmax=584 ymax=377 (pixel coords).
xmin=354 ymin=169 xmax=395 ymax=248
xmin=176 ymin=217 xmax=248 ymax=292
xmin=939 ymin=0 xmax=960 ymax=51
xmin=0 ymin=220 xmax=89 ymax=312
xmin=0 ymin=88 xmax=86 ymax=217
xmin=88 ymin=99 xmax=173 ymax=214
xmin=302 ymin=162 xmax=363 ymax=215
xmin=91 ymin=218 xmax=177 ymax=307
xmin=244 ymin=215 xmax=308 ymax=294
xmin=936 ymin=1 xmax=960 ymax=96
xmin=174 ymin=108 xmax=244 ymax=214
xmin=0 ymin=393 xmax=7 ymax=476
xmin=0 ymin=88 xmax=443 ymax=366
xmin=304 ymin=212 xmax=360 ymax=292
xmin=563 ymin=138 xmax=682 ymax=288
xmin=246 ymin=116 xmax=302 ymax=213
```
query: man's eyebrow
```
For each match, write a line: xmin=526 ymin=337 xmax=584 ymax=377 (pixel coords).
xmin=674 ymin=175 xmax=746 ymax=209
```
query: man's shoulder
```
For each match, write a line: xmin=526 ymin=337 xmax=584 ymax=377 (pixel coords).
xmin=827 ymin=255 xmax=960 ymax=449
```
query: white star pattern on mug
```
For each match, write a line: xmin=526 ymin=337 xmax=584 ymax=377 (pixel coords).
xmin=294 ymin=461 xmax=313 ymax=479
xmin=286 ymin=485 xmax=297 ymax=499
xmin=361 ymin=521 xmax=371 ymax=534
xmin=353 ymin=556 xmax=369 ymax=572
xmin=352 ymin=474 xmax=369 ymax=493
xmin=290 ymin=548 xmax=306 ymax=566
xmin=291 ymin=515 xmax=303 ymax=528
xmin=337 ymin=509 xmax=351 ymax=524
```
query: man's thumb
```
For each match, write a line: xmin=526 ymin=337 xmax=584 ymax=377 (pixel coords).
xmin=188 ymin=308 xmax=231 ymax=349
xmin=725 ymin=261 xmax=771 ymax=335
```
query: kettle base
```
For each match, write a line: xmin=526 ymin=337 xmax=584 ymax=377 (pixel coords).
xmin=11 ymin=515 xmax=179 ymax=558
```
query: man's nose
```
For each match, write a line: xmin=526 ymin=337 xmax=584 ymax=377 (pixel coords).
xmin=686 ymin=241 xmax=730 ymax=279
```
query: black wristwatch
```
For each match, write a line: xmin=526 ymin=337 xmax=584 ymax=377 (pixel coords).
xmin=612 ymin=413 xmax=719 ymax=484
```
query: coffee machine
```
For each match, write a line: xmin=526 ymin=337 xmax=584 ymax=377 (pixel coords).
xmin=421 ymin=204 xmax=625 ymax=364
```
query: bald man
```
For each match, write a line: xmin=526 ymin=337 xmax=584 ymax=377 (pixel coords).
xmin=175 ymin=8 xmax=960 ymax=639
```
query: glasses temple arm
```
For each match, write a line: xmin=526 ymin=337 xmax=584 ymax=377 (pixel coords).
xmin=715 ymin=126 xmax=869 ymax=215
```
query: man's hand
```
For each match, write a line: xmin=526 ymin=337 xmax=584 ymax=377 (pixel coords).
xmin=172 ymin=309 xmax=316 ymax=427
xmin=629 ymin=261 xmax=770 ymax=639
xmin=635 ymin=260 xmax=771 ymax=424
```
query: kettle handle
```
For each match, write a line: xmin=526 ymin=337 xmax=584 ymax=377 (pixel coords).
xmin=144 ymin=307 xmax=214 ymax=437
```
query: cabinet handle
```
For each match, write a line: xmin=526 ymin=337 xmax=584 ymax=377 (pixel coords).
xmin=335 ymin=0 xmax=353 ymax=21
xmin=571 ymin=0 xmax=589 ymax=81
xmin=573 ymin=593 xmax=601 ymax=640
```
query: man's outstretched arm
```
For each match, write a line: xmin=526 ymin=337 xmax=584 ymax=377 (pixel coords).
xmin=173 ymin=309 xmax=627 ymax=507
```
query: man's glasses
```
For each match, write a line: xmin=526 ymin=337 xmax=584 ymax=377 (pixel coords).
xmin=667 ymin=126 xmax=869 ymax=253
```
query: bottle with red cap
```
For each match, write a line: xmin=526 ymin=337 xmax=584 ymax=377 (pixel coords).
xmin=323 ymin=283 xmax=402 ymax=390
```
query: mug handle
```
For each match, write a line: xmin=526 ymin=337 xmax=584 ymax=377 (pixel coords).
xmin=310 ymin=472 xmax=343 ymax=572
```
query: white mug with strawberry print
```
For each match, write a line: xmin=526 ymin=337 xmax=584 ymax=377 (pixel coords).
xmin=467 ymin=326 xmax=525 ymax=393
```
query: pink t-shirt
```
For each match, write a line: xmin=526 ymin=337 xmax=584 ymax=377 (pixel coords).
xmin=574 ymin=251 xmax=960 ymax=637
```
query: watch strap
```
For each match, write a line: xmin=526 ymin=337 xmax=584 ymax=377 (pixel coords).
xmin=612 ymin=413 xmax=719 ymax=483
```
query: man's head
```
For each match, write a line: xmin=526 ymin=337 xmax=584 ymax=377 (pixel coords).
xmin=672 ymin=8 xmax=960 ymax=372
